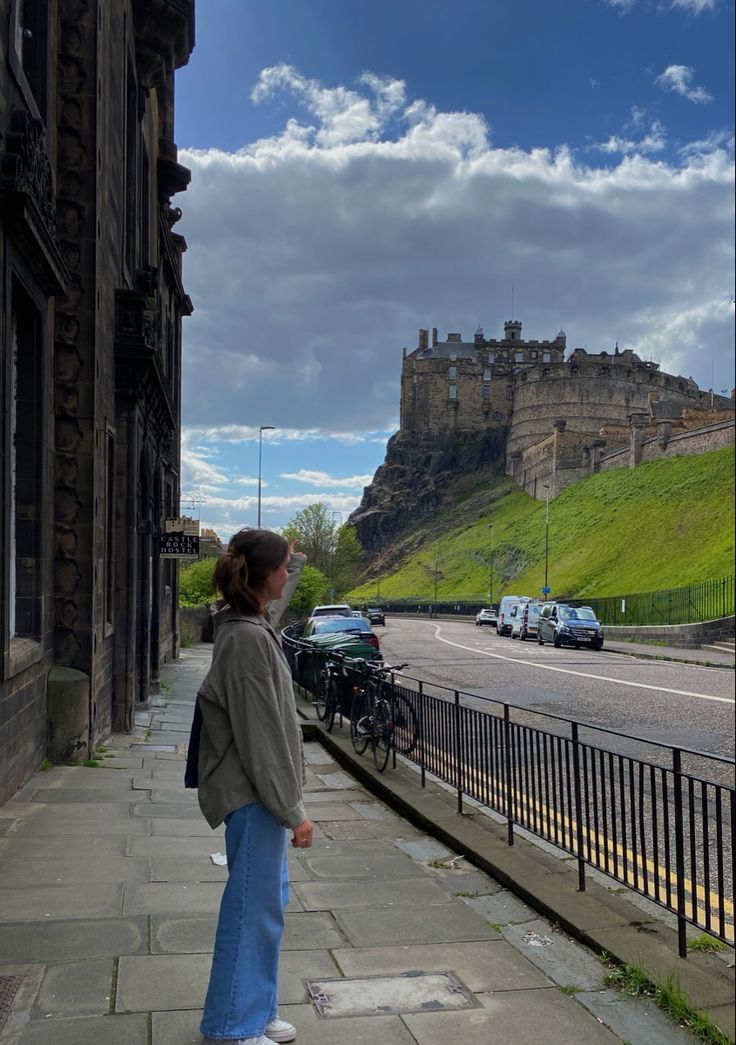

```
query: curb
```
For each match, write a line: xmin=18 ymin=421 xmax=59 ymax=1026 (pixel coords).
xmin=604 ymin=646 xmax=735 ymax=670
xmin=296 ymin=687 xmax=736 ymax=1042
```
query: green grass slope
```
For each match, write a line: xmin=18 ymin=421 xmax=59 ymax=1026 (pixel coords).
xmin=348 ymin=446 xmax=735 ymax=602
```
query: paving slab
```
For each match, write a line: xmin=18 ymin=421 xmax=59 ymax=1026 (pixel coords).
xmin=21 ymin=789 xmax=136 ymax=805
xmin=0 ymin=836 xmax=125 ymax=859
xmin=23 ymin=771 xmax=136 ymax=791
xmin=300 ymin=803 xmax=365 ymax=821
xmin=116 ymin=953 xmax=210 ymax=1011
xmin=0 ymin=916 xmax=148 ymax=962
xmin=131 ymin=801 xmax=200 ymax=819
xmin=151 ymin=818 xmax=224 ymax=837
xmin=122 ymin=882 xmax=224 ymax=916
xmin=125 ymin=834 xmax=222 ymax=857
xmin=0 ymin=855 xmax=150 ymax=887
xmin=302 ymin=852 xmax=425 ymax=880
xmin=348 ymin=801 xmax=394 ymax=820
xmin=295 ymin=838 xmax=399 ymax=859
xmin=402 ymin=988 xmax=620 ymax=1044
xmin=7 ymin=812 xmax=150 ymax=836
xmin=277 ymin=949 xmax=340 ymax=1003
xmin=466 ymin=889 xmax=537 ymax=925
xmin=149 ymin=856 xmax=228 ymax=882
xmin=319 ymin=818 xmax=421 ymax=840
xmin=502 ymin=918 xmax=608 ymax=990
xmin=303 ymin=747 xmax=338 ymax=765
xmin=313 ymin=771 xmax=357 ymax=789
xmin=0 ymin=883 xmax=123 ymax=921
xmin=332 ymin=939 xmax=551 ymax=993
xmin=303 ymin=789 xmax=365 ymax=804
xmin=149 ymin=790 xmax=199 ymax=803
xmin=31 ymin=958 xmax=114 ymax=1019
xmin=335 ymin=901 xmax=501 ymax=947
xmin=293 ymin=876 xmax=451 ymax=912
xmin=150 ymin=914 xmax=217 ymax=954
xmin=15 ymin=1014 xmax=149 ymax=1045
xmin=576 ymin=987 xmax=694 ymax=1045
xmin=432 ymin=871 xmax=503 ymax=898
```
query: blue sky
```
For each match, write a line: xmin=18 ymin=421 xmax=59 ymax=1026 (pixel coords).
xmin=174 ymin=0 xmax=735 ymax=539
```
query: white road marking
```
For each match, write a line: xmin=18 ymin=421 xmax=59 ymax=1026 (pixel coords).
xmin=433 ymin=626 xmax=735 ymax=705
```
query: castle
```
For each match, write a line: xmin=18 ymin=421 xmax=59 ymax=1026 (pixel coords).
xmin=350 ymin=319 xmax=734 ymax=554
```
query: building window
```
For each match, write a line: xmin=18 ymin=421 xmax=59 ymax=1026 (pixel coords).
xmin=483 ymin=368 xmax=490 ymax=381
xmin=493 ymin=410 xmax=502 ymax=421
xmin=8 ymin=276 xmax=44 ymax=640
xmin=105 ymin=430 xmax=116 ymax=628
xmin=531 ymin=350 xmax=537 ymax=359
xmin=542 ymin=352 xmax=551 ymax=362
xmin=487 ymin=352 xmax=494 ymax=364
xmin=506 ymin=384 xmax=513 ymax=400
xmin=482 ymin=384 xmax=490 ymax=402
xmin=448 ymin=366 xmax=457 ymax=380
xmin=448 ymin=384 xmax=457 ymax=399
xmin=449 ymin=352 xmax=458 ymax=362
xmin=515 ymin=351 xmax=524 ymax=363
xmin=10 ymin=0 xmax=48 ymax=119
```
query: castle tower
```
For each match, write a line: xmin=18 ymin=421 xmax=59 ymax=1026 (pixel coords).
xmin=504 ymin=320 xmax=522 ymax=341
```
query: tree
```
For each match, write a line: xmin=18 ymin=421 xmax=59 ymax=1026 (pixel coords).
xmin=179 ymin=557 xmax=217 ymax=607
xmin=289 ymin=565 xmax=329 ymax=619
xmin=282 ymin=503 xmax=338 ymax=576
xmin=332 ymin=524 xmax=363 ymax=596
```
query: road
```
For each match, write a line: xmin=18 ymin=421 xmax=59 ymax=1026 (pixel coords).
xmin=372 ymin=617 xmax=735 ymax=940
xmin=377 ymin=617 xmax=735 ymax=762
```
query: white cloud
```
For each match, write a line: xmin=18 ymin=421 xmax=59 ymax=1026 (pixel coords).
xmin=592 ymin=120 xmax=667 ymax=155
xmin=279 ymin=469 xmax=374 ymax=488
xmin=604 ymin=0 xmax=717 ymax=11
xmin=178 ymin=68 xmax=735 ymax=446
xmin=655 ymin=65 xmax=713 ymax=104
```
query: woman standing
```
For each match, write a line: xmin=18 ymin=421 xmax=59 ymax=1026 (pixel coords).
xmin=197 ymin=528 xmax=312 ymax=1045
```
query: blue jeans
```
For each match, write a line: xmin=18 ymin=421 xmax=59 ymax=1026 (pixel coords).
xmin=200 ymin=803 xmax=289 ymax=1040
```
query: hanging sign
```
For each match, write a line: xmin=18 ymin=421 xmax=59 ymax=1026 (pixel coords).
xmin=161 ymin=516 xmax=200 ymax=558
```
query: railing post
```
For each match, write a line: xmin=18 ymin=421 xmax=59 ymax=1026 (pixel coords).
xmin=571 ymin=722 xmax=586 ymax=892
xmin=419 ymin=681 xmax=426 ymax=788
xmin=454 ymin=690 xmax=463 ymax=814
xmin=503 ymin=704 xmax=514 ymax=846
xmin=672 ymin=748 xmax=688 ymax=959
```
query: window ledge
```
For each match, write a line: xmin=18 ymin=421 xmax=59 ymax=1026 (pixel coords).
xmin=8 ymin=636 xmax=44 ymax=677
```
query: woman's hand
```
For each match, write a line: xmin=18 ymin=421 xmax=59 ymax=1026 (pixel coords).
xmin=291 ymin=818 xmax=314 ymax=849
xmin=289 ymin=539 xmax=306 ymax=559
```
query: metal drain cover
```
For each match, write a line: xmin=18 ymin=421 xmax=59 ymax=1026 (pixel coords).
xmin=128 ymin=744 xmax=178 ymax=752
xmin=0 ymin=975 xmax=23 ymax=1030
xmin=305 ymin=971 xmax=478 ymax=1018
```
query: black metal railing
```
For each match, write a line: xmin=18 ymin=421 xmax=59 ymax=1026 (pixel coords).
xmin=283 ymin=625 xmax=735 ymax=955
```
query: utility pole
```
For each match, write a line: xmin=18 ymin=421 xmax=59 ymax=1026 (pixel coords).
xmin=543 ymin=485 xmax=550 ymax=597
xmin=488 ymin=522 xmax=494 ymax=606
xmin=433 ymin=545 xmax=439 ymax=611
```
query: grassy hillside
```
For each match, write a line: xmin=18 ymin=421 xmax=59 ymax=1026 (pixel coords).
xmin=347 ymin=446 xmax=735 ymax=602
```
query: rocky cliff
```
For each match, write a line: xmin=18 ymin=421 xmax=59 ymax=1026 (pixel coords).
xmin=349 ymin=428 xmax=507 ymax=556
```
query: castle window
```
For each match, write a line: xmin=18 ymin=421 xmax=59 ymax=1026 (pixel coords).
xmin=506 ymin=384 xmax=513 ymax=400
xmin=9 ymin=0 xmax=49 ymax=119
xmin=493 ymin=410 xmax=502 ymax=421
xmin=449 ymin=352 xmax=458 ymax=362
xmin=448 ymin=384 xmax=457 ymax=399
xmin=542 ymin=352 xmax=551 ymax=363
xmin=515 ymin=351 xmax=524 ymax=363
xmin=482 ymin=368 xmax=490 ymax=381
xmin=482 ymin=383 xmax=490 ymax=402
xmin=487 ymin=352 xmax=495 ymax=364
xmin=448 ymin=366 xmax=457 ymax=380
xmin=531 ymin=350 xmax=537 ymax=359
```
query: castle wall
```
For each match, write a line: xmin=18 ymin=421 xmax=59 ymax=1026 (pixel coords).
xmin=507 ymin=358 xmax=704 ymax=460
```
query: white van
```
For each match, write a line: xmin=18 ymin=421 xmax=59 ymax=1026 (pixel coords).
xmin=497 ymin=595 xmax=532 ymax=636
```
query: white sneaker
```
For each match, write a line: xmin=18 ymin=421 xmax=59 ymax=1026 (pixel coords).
xmin=202 ymin=1037 xmax=272 ymax=1045
xmin=265 ymin=1016 xmax=297 ymax=1042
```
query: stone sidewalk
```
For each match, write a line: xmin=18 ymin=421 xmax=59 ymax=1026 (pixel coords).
xmin=0 ymin=647 xmax=721 ymax=1045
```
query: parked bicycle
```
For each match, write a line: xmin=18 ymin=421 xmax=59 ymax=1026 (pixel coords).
xmin=349 ymin=660 xmax=419 ymax=772
xmin=313 ymin=650 xmax=347 ymax=733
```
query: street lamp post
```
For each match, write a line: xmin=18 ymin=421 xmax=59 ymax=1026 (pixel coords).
xmin=257 ymin=426 xmax=275 ymax=527
xmin=543 ymin=485 xmax=550 ymax=597
xmin=488 ymin=522 xmax=494 ymax=606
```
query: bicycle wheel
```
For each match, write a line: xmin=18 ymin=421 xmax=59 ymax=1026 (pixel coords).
xmin=373 ymin=699 xmax=392 ymax=772
xmin=314 ymin=671 xmax=328 ymax=721
xmin=392 ymin=692 xmax=419 ymax=755
xmin=325 ymin=676 xmax=340 ymax=733
xmin=350 ymin=689 xmax=371 ymax=755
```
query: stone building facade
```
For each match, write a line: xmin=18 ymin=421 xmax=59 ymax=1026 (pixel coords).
xmin=0 ymin=0 xmax=194 ymax=804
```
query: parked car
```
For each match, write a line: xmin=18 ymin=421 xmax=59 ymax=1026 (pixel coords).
xmin=511 ymin=602 xmax=542 ymax=641
xmin=475 ymin=607 xmax=497 ymax=627
xmin=302 ymin=614 xmax=381 ymax=652
xmin=497 ymin=595 xmax=532 ymax=636
xmin=310 ymin=603 xmax=352 ymax=618
xmin=537 ymin=603 xmax=604 ymax=650
xmin=366 ymin=607 xmax=385 ymax=626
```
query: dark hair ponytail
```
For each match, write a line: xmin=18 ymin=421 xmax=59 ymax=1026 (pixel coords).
xmin=212 ymin=528 xmax=289 ymax=615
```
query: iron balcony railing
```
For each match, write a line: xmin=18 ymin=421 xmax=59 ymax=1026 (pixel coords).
xmin=282 ymin=626 xmax=735 ymax=956
xmin=370 ymin=576 xmax=735 ymax=626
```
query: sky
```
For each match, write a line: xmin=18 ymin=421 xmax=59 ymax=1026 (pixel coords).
xmin=174 ymin=0 xmax=735 ymax=540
